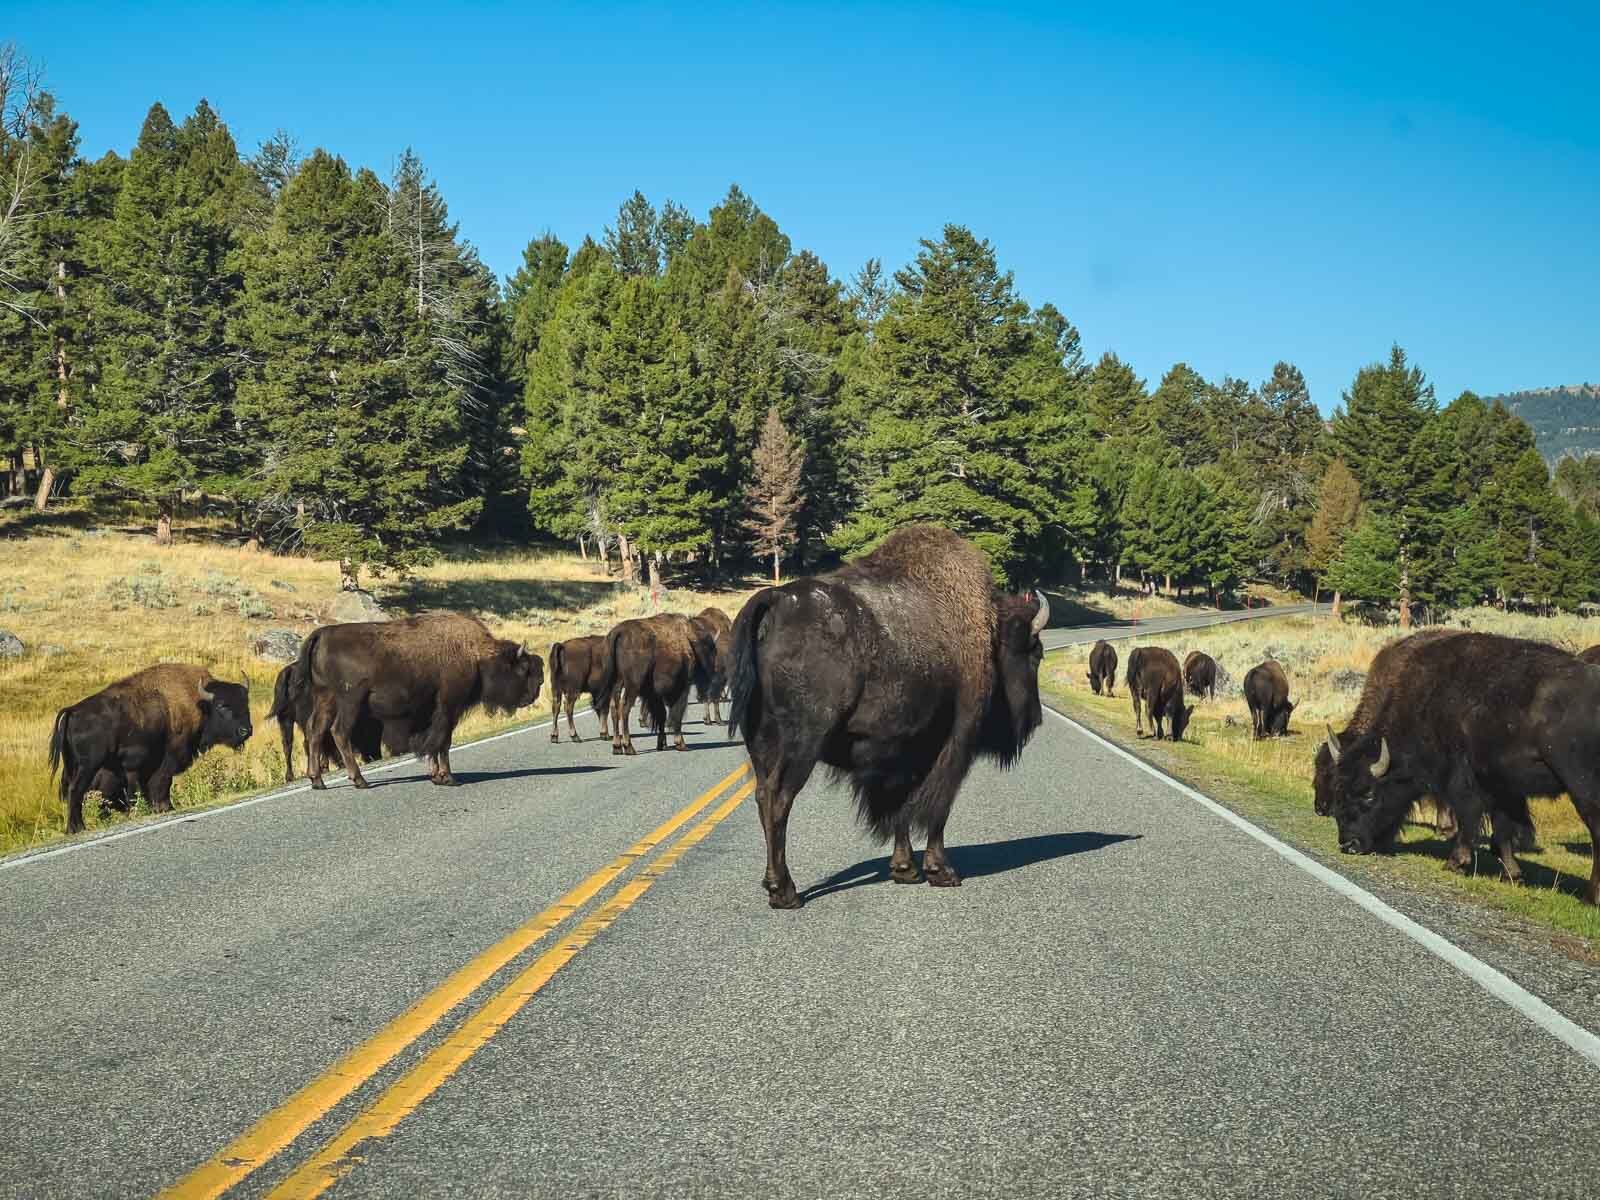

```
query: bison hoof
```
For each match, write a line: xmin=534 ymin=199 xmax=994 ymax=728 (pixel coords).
xmin=431 ymin=773 xmax=457 ymax=787
xmin=889 ymin=861 xmax=924 ymax=885
xmin=925 ymin=863 xmax=962 ymax=888
xmin=570 ymin=734 xmax=582 ymax=744
xmin=766 ymin=886 xmax=803 ymax=910
xmin=349 ymin=776 xmax=371 ymax=790
xmin=310 ymin=778 xmax=326 ymax=791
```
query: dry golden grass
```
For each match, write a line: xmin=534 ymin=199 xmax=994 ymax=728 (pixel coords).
xmin=0 ymin=522 xmax=758 ymax=855
xmin=1043 ymin=609 xmax=1600 ymax=948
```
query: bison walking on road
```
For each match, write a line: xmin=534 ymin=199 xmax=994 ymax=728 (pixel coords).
xmin=725 ymin=525 xmax=1048 ymax=910
xmin=1087 ymin=640 xmax=1118 ymax=696
xmin=268 ymin=662 xmax=382 ymax=781
xmin=1243 ymin=659 xmax=1294 ymax=738
xmin=690 ymin=607 xmax=733 ymax=724
xmin=1127 ymin=647 xmax=1191 ymax=741
xmin=598 ymin=613 xmax=716 ymax=755
xmin=1315 ymin=631 xmax=1600 ymax=902
xmin=548 ymin=636 xmax=611 ymax=744
xmin=1183 ymin=650 xmax=1217 ymax=700
xmin=298 ymin=611 xmax=543 ymax=790
xmin=49 ymin=664 xmax=253 ymax=833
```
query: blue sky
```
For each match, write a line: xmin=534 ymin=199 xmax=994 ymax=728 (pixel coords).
xmin=12 ymin=1 xmax=1598 ymax=412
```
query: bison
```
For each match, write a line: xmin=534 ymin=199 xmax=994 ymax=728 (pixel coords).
xmin=1183 ymin=650 xmax=1217 ymax=700
xmin=725 ymin=524 xmax=1048 ymax=910
xmin=1127 ymin=646 xmax=1191 ymax=741
xmin=298 ymin=611 xmax=543 ymax=789
xmin=690 ymin=607 xmax=733 ymax=723
xmin=548 ymin=635 xmax=611 ymax=744
xmin=1315 ymin=632 xmax=1599 ymax=901
xmin=267 ymin=662 xmax=382 ymax=782
xmin=1087 ymin=640 xmax=1117 ymax=696
xmin=48 ymin=664 xmax=253 ymax=833
xmin=597 ymin=613 xmax=715 ymax=755
xmin=1243 ymin=659 xmax=1294 ymax=738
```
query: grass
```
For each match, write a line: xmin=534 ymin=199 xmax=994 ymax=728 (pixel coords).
xmin=1041 ymin=609 xmax=1600 ymax=957
xmin=0 ymin=514 xmax=758 ymax=856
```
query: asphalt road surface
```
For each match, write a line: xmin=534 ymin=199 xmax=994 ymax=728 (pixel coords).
xmin=4 ymin=603 xmax=1598 ymax=1199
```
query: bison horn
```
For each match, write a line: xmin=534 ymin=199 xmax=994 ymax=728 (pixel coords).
xmin=1324 ymin=723 xmax=1342 ymax=763
xmin=198 ymin=684 xmax=214 ymax=703
xmin=1370 ymin=737 xmax=1391 ymax=779
xmin=1030 ymin=589 xmax=1050 ymax=636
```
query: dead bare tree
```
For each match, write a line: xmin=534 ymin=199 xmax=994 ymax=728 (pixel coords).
xmin=742 ymin=406 xmax=804 ymax=582
xmin=0 ymin=43 xmax=46 ymax=324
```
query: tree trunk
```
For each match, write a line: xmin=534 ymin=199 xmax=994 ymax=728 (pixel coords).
xmin=619 ymin=534 xmax=636 ymax=585
xmin=339 ymin=558 xmax=360 ymax=591
xmin=577 ymin=534 xmax=588 ymax=561
xmin=598 ymin=536 xmax=610 ymax=570
xmin=1164 ymin=573 xmax=1172 ymax=596
xmin=1398 ymin=550 xmax=1412 ymax=630
xmin=772 ymin=547 xmax=780 ymax=583
xmin=1331 ymin=590 xmax=1342 ymax=621
xmin=156 ymin=510 xmax=173 ymax=545
xmin=1114 ymin=561 xmax=1122 ymax=586
xmin=33 ymin=466 xmax=53 ymax=511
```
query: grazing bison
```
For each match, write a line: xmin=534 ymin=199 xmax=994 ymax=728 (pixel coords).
xmin=267 ymin=662 xmax=382 ymax=782
xmin=690 ymin=607 xmax=734 ymax=723
xmin=1579 ymin=644 xmax=1600 ymax=665
xmin=1087 ymin=640 xmax=1118 ymax=696
xmin=1183 ymin=650 xmax=1217 ymax=700
xmin=598 ymin=613 xmax=716 ymax=755
xmin=299 ymin=611 xmax=543 ymax=789
xmin=548 ymin=635 xmax=611 ymax=744
xmin=48 ymin=664 xmax=253 ymax=833
xmin=1243 ymin=659 xmax=1294 ymax=738
xmin=1315 ymin=632 xmax=1600 ymax=901
xmin=1127 ymin=647 xmax=1191 ymax=741
xmin=725 ymin=525 xmax=1048 ymax=910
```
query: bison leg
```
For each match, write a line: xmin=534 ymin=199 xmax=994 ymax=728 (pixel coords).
xmin=65 ymin=769 xmax=92 ymax=834
xmin=145 ymin=759 xmax=178 ymax=815
xmin=306 ymin=692 xmax=337 ymax=790
xmin=280 ymin=716 xmax=298 ymax=782
xmin=611 ymin=685 xmax=635 ymax=756
xmin=430 ymin=747 xmax=456 ymax=786
xmin=666 ymin=691 xmax=689 ymax=752
xmin=1131 ymin=691 xmax=1144 ymax=737
xmin=1439 ymin=773 xmax=1485 ymax=875
xmin=1546 ymin=759 xmax=1600 ymax=904
xmin=566 ymin=694 xmax=581 ymax=743
xmin=594 ymin=693 xmax=610 ymax=740
xmin=888 ymin=815 xmax=922 ymax=884
xmin=550 ymin=687 xmax=564 ymax=744
xmin=748 ymin=724 xmax=816 ymax=910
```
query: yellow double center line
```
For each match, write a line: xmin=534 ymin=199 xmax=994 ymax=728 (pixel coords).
xmin=161 ymin=761 xmax=754 ymax=1200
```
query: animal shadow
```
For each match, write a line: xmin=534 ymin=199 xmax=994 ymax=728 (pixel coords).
xmin=802 ymin=831 xmax=1141 ymax=904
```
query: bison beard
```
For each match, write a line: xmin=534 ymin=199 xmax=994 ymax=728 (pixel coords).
xmin=1315 ymin=631 xmax=1600 ymax=903
xmin=724 ymin=525 xmax=1047 ymax=910
xmin=48 ymin=664 xmax=253 ymax=833
xmin=298 ymin=611 xmax=543 ymax=790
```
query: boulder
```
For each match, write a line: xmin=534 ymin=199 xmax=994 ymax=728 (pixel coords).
xmin=0 ymin=630 xmax=22 ymax=659
xmin=330 ymin=589 xmax=388 ymax=623
xmin=251 ymin=629 xmax=303 ymax=663
xmin=36 ymin=643 xmax=65 ymax=658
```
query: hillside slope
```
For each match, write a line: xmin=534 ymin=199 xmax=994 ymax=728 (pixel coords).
xmin=1488 ymin=383 xmax=1600 ymax=463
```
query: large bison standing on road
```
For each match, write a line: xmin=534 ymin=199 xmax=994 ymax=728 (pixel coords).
xmin=49 ymin=664 xmax=253 ymax=833
xmin=548 ymin=636 xmax=611 ymax=744
xmin=724 ymin=525 xmax=1048 ymax=910
xmin=1127 ymin=647 xmax=1190 ymax=741
xmin=1316 ymin=632 xmax=1600 ymax=902
xmin=299 ymin=611 xmax=543 ymax=789
xmin=1087 ymin=640 xmax=1117 ymax=696
xmin=690 ymin=607 xmax=733 ymax=724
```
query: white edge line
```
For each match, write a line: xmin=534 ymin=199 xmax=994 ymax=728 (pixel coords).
xmin=0 ymin=710 xmax=592 ymax=873
xmin=1044 ymin=704 xmax=1600 ymax=1071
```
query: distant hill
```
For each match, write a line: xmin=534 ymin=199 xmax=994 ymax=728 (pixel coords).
xmin=1486 ymin=384 xmax=1600 ymax=464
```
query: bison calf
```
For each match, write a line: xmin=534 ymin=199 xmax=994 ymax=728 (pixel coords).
xmin=691 ymin=607 xmax=733 ymax=723
xmin=49 ymin=664 xmax=253 ymax=833
xmin=268 ymin=662 xmax=382 ymax=782
xmin=1183 ymin=650 xmax=1217 ymax=700
xmin=548 ymin=635 xmax=611 ymax=744
xmin=598 ymin=613 xmax=715 ymax=755
xmin=1087 ymin=640 xmax=1117 ymax=696
xmin=1243 ymin=659 xmax=1294 ymax=738
xmin=1127 ymin=647 xmax=1191 ymax=741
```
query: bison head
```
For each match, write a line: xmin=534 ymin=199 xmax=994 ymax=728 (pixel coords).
xmin=1317 ymin=726 xmax=1413 ymax=853
xmin=1268 ymin=701 xmax=1296 ymax=737
xmin=198 ymin=679 xmax=253 ymax=752
xmin=980 ymin=590 xmax=1049 ymax=764
xmin=482 ymin=642 xmax=544 ymax=716
xmin=1087 ymin=668 xmax=1102 ymax=696
xmin=1169 ymin=701 xmax=1195 ymax=742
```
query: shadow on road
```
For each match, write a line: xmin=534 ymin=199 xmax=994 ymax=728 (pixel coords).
xmin=343 ymin=764 xmax=617 ymax=789
xmin=801 ymin=831 xmax=1141 ymax=904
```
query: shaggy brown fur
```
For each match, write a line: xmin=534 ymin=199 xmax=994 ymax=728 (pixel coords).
xmin=299 ymin=610 xmax=543 ymax=789
xmin=1127 ymin=646 xmax=1190 ymax=741
xmin=1183 ymin=650 xmax=1217 ymax=700
xmin=548 ymin=635 xmax=610 ymax=744
xmin=1579 ymin=644 xmax=1600 ymax=665
xmin=597 ymin=613 xmax=713 ymax=755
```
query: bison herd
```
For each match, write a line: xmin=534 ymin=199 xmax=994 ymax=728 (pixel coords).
xmin=1088 ymin=639 xmax=1294 ymax=745
xmin=38 ymin=523 xmax=1600 ymax=914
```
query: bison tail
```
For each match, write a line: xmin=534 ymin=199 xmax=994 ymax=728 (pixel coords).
xmin=726 ymin=588 xmax=779 ymax=739
xmin=549 ymin=641 xmax=565 ymax=688
xmin=48 ymin=707 xmax=71 ymax=799
xmin=266 ymin=662 xmax=296 ymax=720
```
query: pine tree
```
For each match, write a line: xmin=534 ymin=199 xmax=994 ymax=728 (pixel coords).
xmin=1326 ymin=512 xmax=1400 ymax=606
xmin=504 ymin=231 xmax=567 ymax=383
xmin=1305 ymin=458 xmax=1361 ymax=611
xmin=743 ymin=406 xmax=804 ymax=581
xmin=1084 ymin=353 xmax=1147 ymax=441
xmin=1141 ymin=363 xmax=1211 ymax=467
xmin=603 ymin=190 xmax=660 ymax=277
xmin=234 ymin=150 xmax=478 ymax=586
xmin=846 ymin=257 xmax=893 ymax=330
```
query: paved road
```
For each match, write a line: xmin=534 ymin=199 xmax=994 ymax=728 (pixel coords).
xmin=4 ymin=602 xmax=1598 ymax=1199
xmin=1037 ymin=598 xmax=1323 ymax=653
